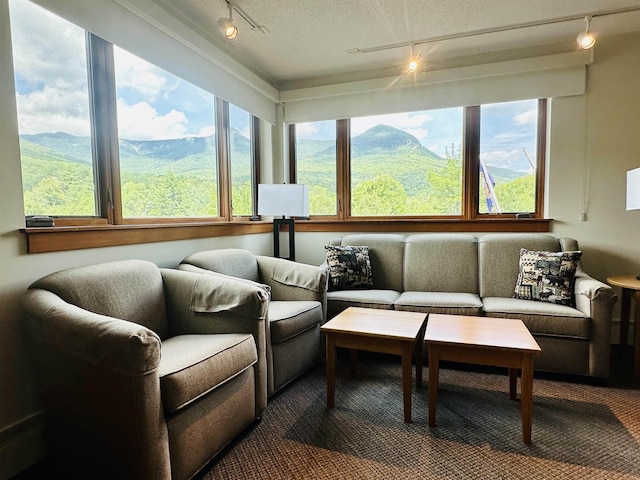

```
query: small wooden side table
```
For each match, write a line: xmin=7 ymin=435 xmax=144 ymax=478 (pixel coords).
xmin=607 ymin=275 xmax=640 ymax=380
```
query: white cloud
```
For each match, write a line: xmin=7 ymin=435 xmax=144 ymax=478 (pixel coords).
xmin=116 ymin=100 xmax=189 ymax=140
xmin=481 ymin=149 xmax=532 ymax=172
xmin=513 ymin=108 xmax=537 ymax=125
xmin=16 ymin=86 xmax=91 ymax=136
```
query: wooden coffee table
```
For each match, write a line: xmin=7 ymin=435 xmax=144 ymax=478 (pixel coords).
xmin=425 ymin=314 xmax=541 ymax=444
xmin=321 ymin=307 xmax=427 ymax=423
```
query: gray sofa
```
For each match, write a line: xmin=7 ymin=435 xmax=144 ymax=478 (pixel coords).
xmin=179 ymin=249 xmax=329 ymax=396
xmin=325 ymin=233 xmax=617 ymax=379
xmin=21 ymin=260 xmax=269 ymax=480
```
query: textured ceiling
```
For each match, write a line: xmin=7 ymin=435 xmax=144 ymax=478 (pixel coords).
xmin=149 ymin=0 xmax=640 ymax=89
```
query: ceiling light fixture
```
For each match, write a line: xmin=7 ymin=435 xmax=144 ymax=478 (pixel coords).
xmin=576 ymin=16 xmax=596 ymax=50
xmin=218 ymin=2 xmax=238 ymax=39
xmin=407 ymin=43 xmax=418 ymax=72
xmin=217 ymin=1 xmax=270 ymax=40
xmin=347 ymin=5 xmax=640 ymax=57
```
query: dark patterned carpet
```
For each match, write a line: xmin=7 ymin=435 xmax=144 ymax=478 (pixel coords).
xmin=201 ymin=349 xmax=640 ymax=480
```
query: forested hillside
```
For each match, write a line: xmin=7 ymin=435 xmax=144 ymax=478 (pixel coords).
xmin=20 ymin=125 xmax=534 ymax=217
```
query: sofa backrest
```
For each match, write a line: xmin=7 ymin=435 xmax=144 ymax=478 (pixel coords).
xmin=404 ymin=234 xmax=479 ymax=293
xmin=180 ymin=249 xmax=260 ymax=283
xmin=478 ymin=233 xmax=568 ymax=298
xmin=338 ymin=234 xmax=406 ymax=291
xmin=30 ymin=259 xmax=169 ymax=339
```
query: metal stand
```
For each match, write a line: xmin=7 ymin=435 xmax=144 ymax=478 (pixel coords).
xmin=273 ymin=218 xmax=295 ymax=261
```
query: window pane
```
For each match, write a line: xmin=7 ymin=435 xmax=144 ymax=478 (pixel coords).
xmin=10 ymin=0 xmax=96 ymax=216
xmin=350 ymin=109 xmax=463 ymax=216
xmin=229 ymin=104 xmax=252 ymax=216
xmin=114 ymin=47 xmax=217 ymax=218
xmin=295 ymin=121 xmax=337 ymax=215
xmin=479 ymin=99 xmax=538 ymax=214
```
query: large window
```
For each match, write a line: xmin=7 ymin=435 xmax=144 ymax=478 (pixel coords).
xmin=294 ymin=120 xmax=337 ymax=215
xmin=10 ymin=0 xmax=258 ymax=225
xmin=290 ymin=100 xmax=546 ymax=220
xmin=350 ymin=109 xmax=463 ymax=216
xmin=10 ymin=0 xmax=96 ymax=216
xmin=479 ymin=99 xmax=540 ymax=214
xmin=114 ymin=46 xmax=218 ymax=218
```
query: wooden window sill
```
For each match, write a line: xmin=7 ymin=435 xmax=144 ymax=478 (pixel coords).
xmin=21 ymin=218 xmax=551 ymax=253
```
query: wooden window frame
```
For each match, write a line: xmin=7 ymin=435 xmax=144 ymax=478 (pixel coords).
xmin=288 ymin=99 xmax=550 ymax=233
xmin=21 ymin=33 xmax=265 ymax=252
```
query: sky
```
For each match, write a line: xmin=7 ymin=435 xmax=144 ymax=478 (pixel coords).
xmin=9 ymin=0 xmax=250 ymax=142
xmin=9 ymin=0 xmax=536 ymax=172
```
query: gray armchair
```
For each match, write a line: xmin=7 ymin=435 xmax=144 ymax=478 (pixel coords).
xmin=179 ymin=248 xmax=328 ymax=396
xmin=21 ymin=259 xmax=269 ymax=480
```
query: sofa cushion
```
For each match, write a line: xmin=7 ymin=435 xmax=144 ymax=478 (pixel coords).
xmin=513 ymin=249 xmax=582 ymax=306
xmin=268 ymin=301 xmax=322 ymax=344
xmin=180 ymin=249 xmax=260 ymax=282
xmin=404 ymin=234 xmax=479 ymax=293
xmin=482 ymin=297 xmax=590 ymax=339
xmin=339 ymin=234 xmax=406 ymax=291
xmin=327 ymin=289 xmax=400 ymax=318
xmin=324 ymin=245 xmax=373 ymax=291
xmin=478 ymin=234 xmax=566 ymax=298
xmin=159 ymin=333 xmax=257 ymax=414
xmin=394 ymin=291 xmax=483 ymax=315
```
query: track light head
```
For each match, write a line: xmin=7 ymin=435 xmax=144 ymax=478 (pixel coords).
xmin=407 ymin=43 xmax=419 ymax=73
xmin=577 ymin=16 xmax=596 ymax=49
xmin=218 ymin=3 xmax=238 ymax=40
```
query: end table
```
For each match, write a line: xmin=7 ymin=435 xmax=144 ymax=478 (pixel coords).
xmin=607 ymin=275 xmax=640 ymax=380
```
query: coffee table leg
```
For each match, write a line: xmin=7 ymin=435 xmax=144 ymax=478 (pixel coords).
xmin=326 ymin=334 xmax=336 ymax=409
xmin=428 ymin=344 xmax=439 ymax=428
xmin=415 ymin=337 xmax=423 ymax=387
xmin=509 ymin=368 xmax=518 ymax=401
xmin=402 ymin=343 xmax=413 ymax=423
xmin=521 ymin=354 xmax=534 ymax=444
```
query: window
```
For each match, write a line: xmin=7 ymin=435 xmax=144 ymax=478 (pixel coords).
xmin=350 ymin=108 xmax=463 ymax=216
xmin=113 ymin=46 xmax=219 ymax=218
xmin=228 ymin=103 xmax=252 ymax=216
xmin=293 ymin=120 xmax=337 ymax=216
xmin=290 ymin=100 xmax=546 ymax=221
xmin=479 ymin=99 xmax=540 ymax=214
xmin=10 ymin=1 xmax=260 ymax=229
xmin=10 ymin=0 xmax=96 ymax=216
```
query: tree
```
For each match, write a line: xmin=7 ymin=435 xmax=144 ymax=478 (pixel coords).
xmin=352 ymin=174 xmax=408 ymax=215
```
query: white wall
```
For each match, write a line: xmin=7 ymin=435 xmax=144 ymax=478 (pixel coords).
xmin=1 ymin=0 xmax=640 ymax=476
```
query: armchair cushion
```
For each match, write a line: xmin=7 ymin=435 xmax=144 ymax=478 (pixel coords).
xmin=159 ymin=334 xmax=257 ymax=414
xmin=268 ymin=301 xmax=322 ymax=344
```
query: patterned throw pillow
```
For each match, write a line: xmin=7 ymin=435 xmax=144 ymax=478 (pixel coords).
xmin=324 ymin=245 xmax=373 ymax=291
xmin=513 ymin=249 xmax=582 ymax=306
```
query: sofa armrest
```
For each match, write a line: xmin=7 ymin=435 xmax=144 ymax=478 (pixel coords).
xmin=22 ymin=289 xmax=161 ymax=376
xmin=256 ymin=255 xmax=329 ymax=321
xmin=161 ymin=268 xmax=269 ymax=412
xmin=573 ymin=274 xmax=617 ymax=377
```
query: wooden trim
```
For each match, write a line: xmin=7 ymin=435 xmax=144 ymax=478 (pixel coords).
xmin=217 ymin=98 xmax=231 ymax=220
xmin=296 ymin=218 xmax=551 ymax=233
xmin=337 ymin=119 xmax=349 ymax=220
xmin=23 ymin=222 xmax=273 ymax=253
xmin=288 ymin=124 xmax=296 ymax=184
xmin=251 ymin=115 xmax=261 ymax=219
xmin=463 ymin=105 xmax=481 ymax=219
xmin=535 ymin=98 xmax=548 ymax=217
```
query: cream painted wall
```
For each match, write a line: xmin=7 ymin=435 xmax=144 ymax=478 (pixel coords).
xmin=1 ymin=0 xmax=639 ymax=476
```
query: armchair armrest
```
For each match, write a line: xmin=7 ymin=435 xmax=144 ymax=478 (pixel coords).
xmin=256 ymin=255 xmax=329 ymax=321
xmin=21 ymin=288 xmax=170 ymax=479
xmin=22 ymin=289 xmax=161 ymax=376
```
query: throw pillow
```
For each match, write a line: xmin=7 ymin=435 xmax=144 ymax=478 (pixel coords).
xmin=513 ymin=249 xmax=582 ymax=306
xmin=324 ymin=245 xmax=373 ymax=291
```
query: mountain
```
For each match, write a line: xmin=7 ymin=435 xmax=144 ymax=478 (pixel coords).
xmin=351 ymin=124 xmax=442 ymax=159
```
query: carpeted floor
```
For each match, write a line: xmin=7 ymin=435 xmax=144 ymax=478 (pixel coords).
xmin=200 ymin=349 xmax=640 ymax=480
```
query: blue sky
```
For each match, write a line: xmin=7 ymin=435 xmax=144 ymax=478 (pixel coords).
xmin=10 ymin=0 xmax=250 ymax=142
